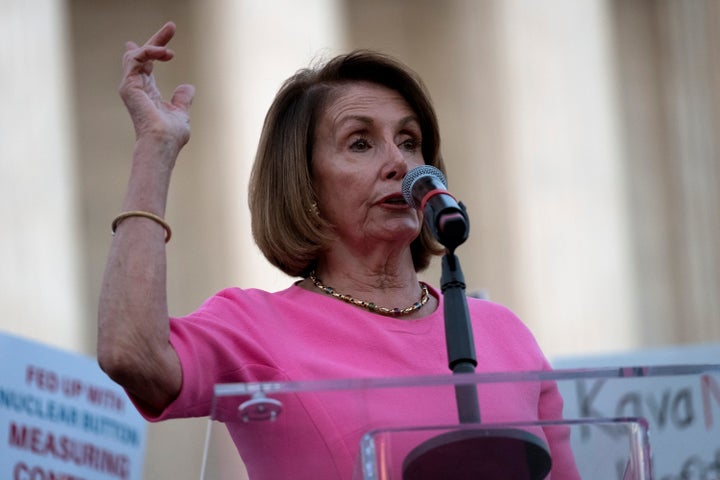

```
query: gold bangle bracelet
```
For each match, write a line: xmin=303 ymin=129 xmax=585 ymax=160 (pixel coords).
xmin=111 ymin=211 xmax=172 ymax=243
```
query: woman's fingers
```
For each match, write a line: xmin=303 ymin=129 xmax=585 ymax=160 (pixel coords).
xmin=170 ymin=84 xmax=195 ymax=112
xmin=122 ymin=23 xmax=177 ymax=77
xmin=144 ymin=21 xmax=176 ymax=48
xmin=123 ymin=44 xmax=174 ymax=75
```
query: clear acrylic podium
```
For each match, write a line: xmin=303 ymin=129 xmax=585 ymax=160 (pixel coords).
xmin=200 ymin=365 xmax=720 ymax=479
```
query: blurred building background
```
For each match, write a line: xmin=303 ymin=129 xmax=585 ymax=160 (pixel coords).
xmin=2 ymin=0 xmax=719 ymax=477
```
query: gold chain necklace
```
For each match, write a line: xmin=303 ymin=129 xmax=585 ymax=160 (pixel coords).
xmin=309 ymin=271 xmax=429 ymax=317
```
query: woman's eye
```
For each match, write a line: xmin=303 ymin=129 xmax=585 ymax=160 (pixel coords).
xmin=349 ymin=138 xmax=372 ymax=152
xmin=400 ymin=138 xmax=421 ymax=151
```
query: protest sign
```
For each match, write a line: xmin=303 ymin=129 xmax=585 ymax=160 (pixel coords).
xmin=554 ymin=344 xmax=720 ymax=479
xmin=0 ymin=331 xmax=146 ymax=480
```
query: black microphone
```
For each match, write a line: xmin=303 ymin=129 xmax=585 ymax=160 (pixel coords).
xmin=402 ymin=165 xmax=469 ymax=250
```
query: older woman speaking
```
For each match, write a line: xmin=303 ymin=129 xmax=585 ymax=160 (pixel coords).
xmin=98 ymin=21 xmax=579 ymax=479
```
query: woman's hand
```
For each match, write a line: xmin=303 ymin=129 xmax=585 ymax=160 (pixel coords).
xmin=118 ymin=21 xmax=194 ymax=154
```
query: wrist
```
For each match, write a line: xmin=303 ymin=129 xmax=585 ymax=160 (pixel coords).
xmin=131 ymin=134 xmax=184 ymax=176
xmin=122 ymin=140 xmax=178 ymax=214
xmin=134 ymin=132 xmax=184 ymax=158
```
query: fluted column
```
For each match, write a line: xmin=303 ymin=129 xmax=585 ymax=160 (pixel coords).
xmin=655 ymin=0 xmax=720 ymax=342
xmin=612 ymin=0 xmax=720 ymax=345
xmin=0 ymin=0 xmax=85 ymax=350
xmin=496 ymin=0 xmax=636 ymax=354
xmin=187 ymin=0 xmax=347 ymax=294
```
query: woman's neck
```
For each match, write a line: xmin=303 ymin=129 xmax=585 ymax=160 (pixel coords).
xmin=307 ymin=242 xmax=428 ymax=311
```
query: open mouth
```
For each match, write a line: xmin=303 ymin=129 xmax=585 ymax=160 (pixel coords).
xmin=382 ymin=195 xmax=407 ymax=205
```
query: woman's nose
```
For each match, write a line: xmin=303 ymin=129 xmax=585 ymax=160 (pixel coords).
xmin=384 ymin=144 xmax=408 ymax=180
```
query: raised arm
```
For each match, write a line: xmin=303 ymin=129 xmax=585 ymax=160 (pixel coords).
xmin=97 ymin=22 xmax=194 ymax=415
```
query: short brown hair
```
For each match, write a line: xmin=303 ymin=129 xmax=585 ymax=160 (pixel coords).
xmin=249 ymin=50 xmax=446 ymax=278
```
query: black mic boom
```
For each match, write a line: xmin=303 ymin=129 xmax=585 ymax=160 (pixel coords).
xmin=402 ymin=165 xmax=469 ymax=250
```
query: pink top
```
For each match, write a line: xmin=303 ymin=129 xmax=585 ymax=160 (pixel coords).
xmin=137 ymin=284 xmax=579 ymax=479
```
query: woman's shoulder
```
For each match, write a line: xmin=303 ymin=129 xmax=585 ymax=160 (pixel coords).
xmin=189 ymin=284 xmax=299 ymax=315
xmin=466 ymin=297 xmax=541 ymax=344
xmin=466 ymin=296 xmax=521 ymax=320
xmin=203 ymin=283 xmax=298 ymax=303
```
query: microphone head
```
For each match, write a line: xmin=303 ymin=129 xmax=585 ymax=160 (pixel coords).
xmin=402 ymin=165 xmax=448 ymax=209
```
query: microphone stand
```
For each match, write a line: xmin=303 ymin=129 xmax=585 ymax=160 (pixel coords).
xmin=441 ymin=251 xmax=481 ymax=423
xmin=401 ymin=203 xmax=552 ymax=480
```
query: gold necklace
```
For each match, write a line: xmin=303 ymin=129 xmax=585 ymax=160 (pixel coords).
xmin=309 ymin=271 xmax=429 ymax=317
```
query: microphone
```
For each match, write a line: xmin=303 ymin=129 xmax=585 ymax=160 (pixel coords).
xmin=402 ymin=165 xmax=469 ymax=250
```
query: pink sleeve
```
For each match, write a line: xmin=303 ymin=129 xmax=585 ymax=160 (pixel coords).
xmin=129 ymin=289 xmax=286 ymax=422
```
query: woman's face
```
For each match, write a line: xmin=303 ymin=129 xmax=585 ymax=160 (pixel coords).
xmin=311 ymin=82 xmax=425 ymax=251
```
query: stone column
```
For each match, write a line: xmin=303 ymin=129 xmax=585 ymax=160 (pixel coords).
xmin=496 ymin=0 xmax=636 ymax=354
xmin=187 ymin=0 xmax=347 ymax=293
xmin=661 ymin=0 xmax=720 ymax=342
xmin=612 ymin=0 xmax=720 ymax=345
xmin=0 ymin=0 xmax=85 ymax=351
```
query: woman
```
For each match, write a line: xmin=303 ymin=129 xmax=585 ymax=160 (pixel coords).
xmin=98 ymin=22 xmax=579 ymax=479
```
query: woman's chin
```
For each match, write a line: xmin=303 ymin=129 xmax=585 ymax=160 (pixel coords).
xmin=371 ymin=221 xmax=422 ymax=244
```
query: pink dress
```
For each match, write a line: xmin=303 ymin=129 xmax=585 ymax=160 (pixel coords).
xmin=134 ymin=284 xmax=579 ymax=479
